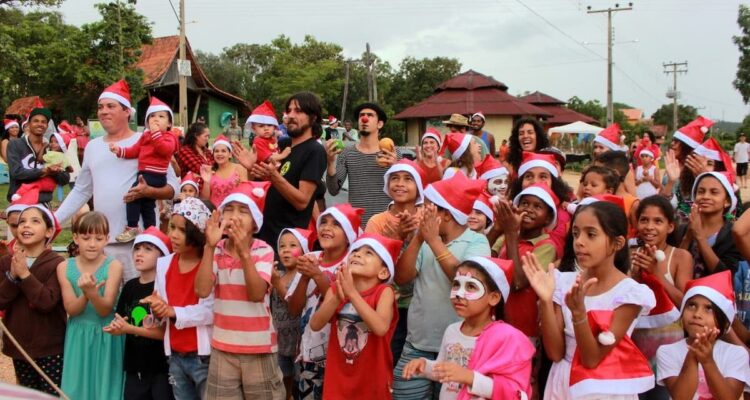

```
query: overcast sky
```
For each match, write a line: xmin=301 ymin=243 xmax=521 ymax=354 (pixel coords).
xmin=50 ymin=0 xmax=749 ymax=121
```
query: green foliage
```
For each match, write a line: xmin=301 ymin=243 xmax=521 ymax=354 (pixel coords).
xmin=0 ymin=0 xmax=62 ymax=7
xmin=737 ymin=114 xmax=750 ymax=136
xmin=0 ymin=4 xmax=151 ymax=119
xmin=650 ymin=103 xmax=698 ymax=132
xmin=565 ymin=96 xmax=630 ymax=128
xmin=734 ymin=5 xmax=750 ymax=104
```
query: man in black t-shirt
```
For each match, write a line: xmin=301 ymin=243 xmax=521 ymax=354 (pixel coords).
xmin=249 ymin=92 xmax=327 ymax=246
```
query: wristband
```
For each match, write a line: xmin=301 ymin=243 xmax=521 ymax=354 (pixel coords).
xmin=573 ymin=317 xmax=588 ymax=326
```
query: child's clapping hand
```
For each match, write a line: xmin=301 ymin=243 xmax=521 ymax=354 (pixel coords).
xmin=433 ymin=361 xmax=473 ymax=386
xmin=336 ymin=265 xmax=356 ymax=301
xmin=77 ymin=272 xmax=105 ymax=294
xmin=402 ymin=358 xmax=427 ymax=380
xmin=140 ymin=291 xmax=175 ymax=319
xmin=296 ymin=254 xmax=321 ymax=279
xmin=688 ymin=326 xmax=720 ymax=365
xmin=102 ymin=313 xmax=130 ymax=336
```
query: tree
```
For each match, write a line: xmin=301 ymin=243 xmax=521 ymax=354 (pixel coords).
xmin=738 ymin=114 xmax=750 ymax=136
xmin=734 ymin=4 xmax=750 ymax=104
xmin=0 ymin=0 xmax=62 ymax=6
xmin=387 ymin=56 xmax=461 ymax=114
xmin=650 ymin=103 xmax=698 ymax=132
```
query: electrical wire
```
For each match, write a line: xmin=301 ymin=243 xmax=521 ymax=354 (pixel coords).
xmin=167 ymin=0 xmax=180 ymax=23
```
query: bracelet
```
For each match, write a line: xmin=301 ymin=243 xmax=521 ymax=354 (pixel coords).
xmin=573 ymin=317 xmax=588 ymax=326
xmin=435 ymin=251 xmax=452 ymax=262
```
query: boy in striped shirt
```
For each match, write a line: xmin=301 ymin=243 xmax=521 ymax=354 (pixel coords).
xmin=196 ymin=181 xmax=284 ymax=399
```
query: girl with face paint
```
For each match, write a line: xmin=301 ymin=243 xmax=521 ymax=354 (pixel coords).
xmin=402 ymin=257 xmax=534 ymax=399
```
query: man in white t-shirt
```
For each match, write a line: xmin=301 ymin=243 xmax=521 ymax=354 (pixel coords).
xmin=55 ymin=80 xmax=179 ymax=281
xmin=734 ymin=133 xmax=750 ymax=188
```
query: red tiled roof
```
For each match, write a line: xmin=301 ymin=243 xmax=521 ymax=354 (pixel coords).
xmin=518 ymin=91 xmax=565 ymax=105
xmin=536 ymin=104 xmax=598 ymax=125
xmin=136 ymin=36 xmax=249 ymax=112
xmin=394 ymin=70 xmax=550 ymax=119
xmin=621 ymin=108 xmax=644 ymax=121
xmin=5 ymin=96 xmax=45 ymax=116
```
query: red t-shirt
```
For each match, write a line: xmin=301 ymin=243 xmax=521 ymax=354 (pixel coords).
xmin=166 ymin=254 xmax=200 ymax=353
xmin=323 ymin=283 xmax=397 ymax=400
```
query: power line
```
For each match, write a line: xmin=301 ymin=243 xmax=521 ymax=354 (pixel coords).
xmin=167 ymin=0 xmax=180 ymax=23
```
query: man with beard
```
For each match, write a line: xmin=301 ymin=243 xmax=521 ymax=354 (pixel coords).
xmin=55 ymin=80 xmax=179 ymax=281
xmin=469 ymin=112 xmax=496 ymax=157
xmin=252 ymin=92 xmax=327 ymax=246
xmin=325 ymin=102 xmax=398 ymax=225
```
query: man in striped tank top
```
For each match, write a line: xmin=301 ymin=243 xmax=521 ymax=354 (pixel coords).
xmin=325 ymin=102 xmax=400 ymax=226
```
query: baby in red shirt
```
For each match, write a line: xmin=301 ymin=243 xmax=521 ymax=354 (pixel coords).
xmin=246 ymin=100 xmax=290 ymax=166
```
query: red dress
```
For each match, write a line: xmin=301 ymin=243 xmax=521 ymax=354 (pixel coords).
xmin=323 ymin=283 xmax=397 ymax=400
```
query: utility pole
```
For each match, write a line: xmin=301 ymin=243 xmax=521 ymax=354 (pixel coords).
xmin=365 ymin=43 xmax=373 ymax=102
xmin=587 ymin=3 xmax=633 ymax=126
xmin=341 ymin=61 xmax=350 ymax=120
xmin=663 ymin=61 xmax=688 ymax=131
xmin=178 ymin=0 xmax=189 ymax=129
xmin=117 ymin=0 xmax=124 ymax=78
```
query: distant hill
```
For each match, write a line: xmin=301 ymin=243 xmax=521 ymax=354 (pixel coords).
xmin=714 ymin=120 xmax=742 ymax=133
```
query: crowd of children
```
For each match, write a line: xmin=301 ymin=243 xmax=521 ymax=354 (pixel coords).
xmin=3 ymin=95 xmax=750 ymax=400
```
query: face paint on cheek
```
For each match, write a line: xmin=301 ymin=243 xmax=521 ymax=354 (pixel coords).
xmin=450 ymin=273 xmax=487 ymax=301
xmin=291 ymin=248 xmax=302 ymax=258
xmin=487 ymin=174 xmax=510 ymax=196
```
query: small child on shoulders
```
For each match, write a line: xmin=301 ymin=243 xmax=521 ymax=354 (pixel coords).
xmin=110 ymin=97 xmax=178 ymax=242
xmin=247 ymin=100 xmax=291 ymax=166
xmin=310 ymin=233 xmax=401 ymax=399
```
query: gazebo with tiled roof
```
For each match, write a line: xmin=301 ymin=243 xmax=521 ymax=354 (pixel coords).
xmin=394 ymin=70 xmax=551 ymax=146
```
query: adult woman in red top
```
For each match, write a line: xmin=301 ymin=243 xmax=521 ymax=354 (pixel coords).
xmin=506 ymin=118 xmax=549 ymax=177
xmin=416 ymin=129 xmax=449 ymax=184
xmin=176 ymin=123 xmax=213 ymax=190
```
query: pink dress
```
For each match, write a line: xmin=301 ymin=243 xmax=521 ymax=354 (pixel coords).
xmin=209 ymin=169 xmax=240 ymax=207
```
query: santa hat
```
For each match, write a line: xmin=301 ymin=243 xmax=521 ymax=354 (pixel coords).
xmin=440 ymin=132 xmax=473 ymax=161
xmin=569 ymin=310 xmax=655 ymax=397
xmin=3 ymin=119 xmax=18 ymax=131
xmin=277 ymin=228 xmax=315 ymax=255
xmin=568 ymin=193 xmax=627 ymax=215
xmin=471 ymin=112 xmax=486 ymax=121
xmin=673 ymin=116 xmax=714 ymax=149
xmin=50 ymin=131 xmax=70 ymax=153
xmin=57 ymin=121 xmax=74 ymax=134
xmin=473 ymin=191 xmax=495 ymax=222
xmin=694 ymin=137 xmax=724 ymax=161
xmin=7 ymin=184 xmax=39 ymax=214
xmin=466 ymin=256 xmax=513 ymax=301
xmin=421 ymin=128 xmax=442 ymax=148
xmin=691 ymin=171 xmax=737 ymax=213
xmin=423 ymin=172 xmax=485 ymax=225
xmin=636 ymin=271 xmax=680 ymax=329
xmin=349 ymin=233 xmax=403 ymax=283
xmin=133 ymin=226 xmax=172 ymax=256
xmin=98 ymin=79 xmax=132 ymax=109
xmin=246 ymin=100 xmax=279 ymax=127
xmin=212 ymin=134 xmax=232 ymax=151
xmin=475 ymin=154 xmax=509 ymax=181
xmin=328 ymin=115 xmax=338 ymax=125
xmin=317 ymin=203 xmax=364 ymax=245
xmin=219 ymin=181 xmax=271 ymax=232
xmin=383 ymin=159 xmax=427 ymax=203
xmin=145 ymin=96 xmax=173 ymax=122
xmin=180 ymin=171 xmax=199 ymax=191
xmin=681 ymin=270 xmax=736 ymax=326
xmin=20 ymin=203 xmax=61 ymax=244
xmin=593 ymin=123 xmax=623 ymax=151
xmin=517 ymin=152 xmax=559 ymax=178
xmin=512 ymin=183 xmax=559 ymax=228
xmin=638 ymin=149 xmax=654 ymax=159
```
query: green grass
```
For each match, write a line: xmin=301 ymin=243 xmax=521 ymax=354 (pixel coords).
xmin=0 ymin=183 xmax=73 ymax=247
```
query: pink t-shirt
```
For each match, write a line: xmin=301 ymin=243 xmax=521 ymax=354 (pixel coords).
xmin=211 ymin=238 xmax=276 ymax=354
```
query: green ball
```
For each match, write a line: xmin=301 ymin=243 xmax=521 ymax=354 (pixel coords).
xmin=334 ymin=139 xmax=345 ymax=151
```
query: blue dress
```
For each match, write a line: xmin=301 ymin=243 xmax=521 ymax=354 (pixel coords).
xmin=60 ymin=257 xmax=125 ymax=400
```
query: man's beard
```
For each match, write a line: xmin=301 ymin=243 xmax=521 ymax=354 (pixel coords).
xmin=287 ymin=121 xmax=310 ymax=138
xmin=359 ymin=129 xmax=373 ymax=137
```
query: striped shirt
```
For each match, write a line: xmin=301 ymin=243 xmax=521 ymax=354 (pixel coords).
xmin=211 ymin=238 xmax=276 ymax=354
xmin=325 ymin=144 xmax=400 ymax=225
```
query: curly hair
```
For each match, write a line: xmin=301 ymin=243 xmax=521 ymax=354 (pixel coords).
xmin=507 ymin=118 xmax=548 ymax=173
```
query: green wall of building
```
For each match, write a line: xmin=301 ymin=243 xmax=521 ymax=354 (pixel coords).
xmin=205 ymin=96 xmax=237 ymax=136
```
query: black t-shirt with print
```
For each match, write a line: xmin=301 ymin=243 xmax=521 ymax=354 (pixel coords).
xmin=258 ymin=137 xmax=326 ymax=246
xmin=116 ymin=278 xmax=169 ymax=374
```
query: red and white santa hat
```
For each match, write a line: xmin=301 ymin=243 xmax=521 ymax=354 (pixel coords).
xmin=569 ymin=310 xmax=655 ymax=397
xmin=145 ymin=96 xmax=173 ymax=122
xmin=180 ymin=171 xmax=199 ymax=191
xmin=440 ymin=132 xmax=473 ymax=161
xmin=517 ymin=152 xmax=559 ymax=178
xmin=349 ymin=233 xmax=403 ymax=283
xmin=4 ymin=119 xmax=19 ymax=131
xmin=212 ymin=134 xmax=232 ymax=151
xmin=133 ymin=226 xmax=173 ymax=256
xmin=98 ymin=79 xmax=132 ymax=109
xmin=680 ymin=270 xmax=736 ymax=325
xmin=694 ymin=137 xmax=725 ymax=161
xmin=246 ymin=100 xmax=279 ymax=127
xmin=691 ymin=171 xmax=737 ymax=213
xmin=384 ymin=159 xmax=427 ymax=203
xmin=423 ymin=172 xmax=485 ymax=225
xmin=7 ymin=183 xmax=39 ymax=214
xmin=475 ymin=154 xmax=509 ymax=181
xmin=471 ymin=111 xmax=486 ymax=121
xmin=638 ymin=148 xmax=654 ymax=158
xmin=219 ymin=181 xmax=271 ymax=232
xmin=421 ymin=128 xmax=442 ymax=148
xmin=673 ymin=116 xmax=714 ymax=149
xmin=593 ymin=123 xmax=623 ymax=151
xmin=328 ymin=115 xmax=338 ymax=125
xmin=473 ymin=191 xmax=495 ymax=222
xmin=57 ymin=121 xmax=74 ymax=134
xmin=465 ymin=256 xmax=513 ymax=301
xmin=50 ymin=131 xmax=71 ymax=153
xmin=512 ymin=183 xmax=559 ymax=228
xmin=277 ymin=227 xmax=315 ymax=255
xmin=636 ymin=271 xmax=680 ymax=329
xmin=317 ymin=203 xmax=364 ymax=245
xmin=19 ymin=202 xmax=61 ymax=244
xmin=568 ymin=193 xmax=626 ymax=215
